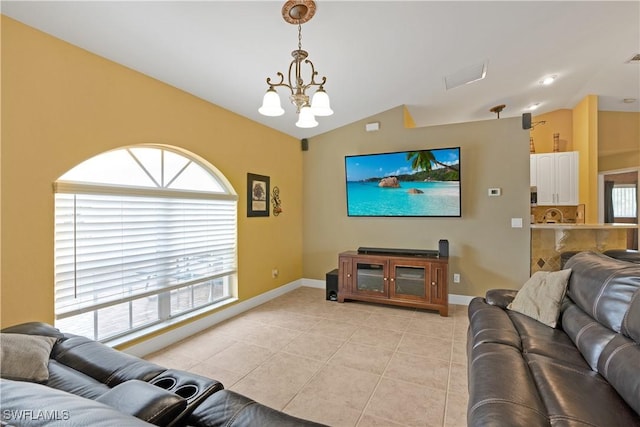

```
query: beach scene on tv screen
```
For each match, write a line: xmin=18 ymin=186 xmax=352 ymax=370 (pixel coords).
xmin=345 ymin=148 xmax=460 ymax=217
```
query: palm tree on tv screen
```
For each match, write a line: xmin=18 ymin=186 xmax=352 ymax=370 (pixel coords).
xmin=406 ymin=150 xmax=458 ymax=174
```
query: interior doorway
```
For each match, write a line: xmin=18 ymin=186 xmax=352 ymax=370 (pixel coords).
xmin=598 ymin=168 xmax=639 ymax=249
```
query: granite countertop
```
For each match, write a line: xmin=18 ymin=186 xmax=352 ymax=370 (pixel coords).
xmin=530 ymin=223 xmax=639 ymax=230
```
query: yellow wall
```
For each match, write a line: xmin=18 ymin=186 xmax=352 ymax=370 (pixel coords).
xmin=598 ymin=111 xmax=640 ymax=171
xmin=529 ymin=109 xmax=573 ymax=153
xmin=572 ymin=95 xmax=599 ymax=223
xmin=0 ymin=17 xmax=303 ymax=329
xmin=302 ymin=107 xmax=532 ymax=297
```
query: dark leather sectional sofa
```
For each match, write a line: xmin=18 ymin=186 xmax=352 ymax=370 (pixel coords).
xmin=467 ymin=251 xmax=640 ymax=426
xmin=0 ymin=322 xmax=325 ymax=427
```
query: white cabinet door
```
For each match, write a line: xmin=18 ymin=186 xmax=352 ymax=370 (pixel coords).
xmin=555 ymin=151 xmax=578 ymax=205
xmin=534 ymin=153 xmax=556 ymax=205
xmin=531 ymin=152 xmax=579 ymax=206
xmin=530 ymin=155 xmax=537 ymax=187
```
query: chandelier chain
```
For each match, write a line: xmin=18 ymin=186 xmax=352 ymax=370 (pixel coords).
xmin=298 ymin=24 xmax=302 ymax=51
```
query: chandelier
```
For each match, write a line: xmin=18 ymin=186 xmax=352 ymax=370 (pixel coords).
xmin=258 ymin=0 xmax=333 ymax=128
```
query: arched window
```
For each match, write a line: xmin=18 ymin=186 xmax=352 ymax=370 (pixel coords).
xmin=54 ymin=145 xmax=237 ymax=342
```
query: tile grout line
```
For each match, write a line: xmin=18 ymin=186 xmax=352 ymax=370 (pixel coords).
xmin=442 ymin=311 xmax=458 ymax=427
xmin=354 ymin=324 xmax=410 ymax=427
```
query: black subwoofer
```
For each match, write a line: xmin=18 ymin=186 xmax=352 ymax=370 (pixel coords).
xmin=325 ymin=269 xmax=339 ymax=301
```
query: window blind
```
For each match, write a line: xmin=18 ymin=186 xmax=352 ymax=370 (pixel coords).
xmin=55 ymin=192 xmax=237 ymax=318
xmin=612 ymin=185 xmax=637 ymax=218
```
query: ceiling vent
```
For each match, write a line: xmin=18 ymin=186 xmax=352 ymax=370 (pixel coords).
xmin=444 ymin=61 xmax=488 ymax=90
xmin=626 ymin=54 xmax=640 ymax=63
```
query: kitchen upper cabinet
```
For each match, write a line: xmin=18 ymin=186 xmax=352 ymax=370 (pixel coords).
xmin=531 ymin=151 xmax=579 ymax=206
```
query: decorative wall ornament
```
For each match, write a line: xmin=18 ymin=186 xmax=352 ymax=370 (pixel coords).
xmin=271 ymin=186 xmax=282 ymax=216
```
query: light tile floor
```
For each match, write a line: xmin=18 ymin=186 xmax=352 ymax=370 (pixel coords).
xmin=145 ymin=287 xmax=469 ymax=427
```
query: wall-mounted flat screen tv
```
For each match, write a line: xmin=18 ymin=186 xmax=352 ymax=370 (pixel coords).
xmin=345 ymin=147 xmax=461 ymax=217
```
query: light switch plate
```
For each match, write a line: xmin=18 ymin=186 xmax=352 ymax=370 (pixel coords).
xmin=511 ymin=218 xmax=523 ymax=228
xmin=488 ymin=188 xmax=501 ymax=196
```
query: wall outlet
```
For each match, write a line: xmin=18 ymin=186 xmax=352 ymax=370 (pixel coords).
xmin=453 ymin=273 xmax=461 ymax=283
xmin=271 ymin=268 xmax=279 ymax=278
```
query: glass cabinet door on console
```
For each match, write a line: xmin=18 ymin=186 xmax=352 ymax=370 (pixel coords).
xmin=353 ymin=258 xmax=388 ymax=296
xmin=389 ymin=261 xmax=429 ymax=302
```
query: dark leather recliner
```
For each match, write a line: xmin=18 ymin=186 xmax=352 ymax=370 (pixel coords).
xmin=467 ymin=251 xmax=640 ymax=426
xmin=0 ymin=322 xmax=326 ymax=426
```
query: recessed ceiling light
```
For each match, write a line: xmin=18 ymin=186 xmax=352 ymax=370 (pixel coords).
xmin=540 ymin=75 xmax=557 ymax=86
xmin=528 ymin=103 xmax=541 ymax=111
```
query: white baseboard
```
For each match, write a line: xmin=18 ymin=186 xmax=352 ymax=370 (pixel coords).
xmin=301 ymin=278 xmax=326 ymax=288
xmin=124 ymin=278 xmax=476 ymax=358
xmin=448 ymin=294 xmax=475 ymax=306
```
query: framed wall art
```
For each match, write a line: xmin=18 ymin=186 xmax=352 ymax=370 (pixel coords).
xmin=247 ymin=173 xmax=270 ymax=217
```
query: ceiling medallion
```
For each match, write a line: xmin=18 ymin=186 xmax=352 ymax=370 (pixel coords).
xmin=282 ymin=0 xmax=316 ymax=25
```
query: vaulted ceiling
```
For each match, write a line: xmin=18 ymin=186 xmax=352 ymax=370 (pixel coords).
xmin=3 ymin=1 xmax=639 ymax=139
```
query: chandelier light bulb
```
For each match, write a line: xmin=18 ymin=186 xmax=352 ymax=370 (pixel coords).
xmin=310 ymin=88 xmax=333 ymax=117
xmin=259 ymin=88 xmax=285 ymax=116
xmin=295 ymin=106 xmax=318 ymax=128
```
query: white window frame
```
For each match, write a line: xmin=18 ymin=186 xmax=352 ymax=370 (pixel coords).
xmin=53 ymin=145 xmax=238 ymax=342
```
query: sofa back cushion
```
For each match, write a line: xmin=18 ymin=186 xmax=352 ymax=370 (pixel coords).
xmin=52 ymin=336 xmax=165 ymax=386
xmin=623 ymin=287 xmax=640 ymax=343
xmin=597 ymin=334 xmax=640 ymax=416
xmin=561 ymin=302 xmax=617 ymax=371
xmin=565 ymin=251 xmax=640 ymax=333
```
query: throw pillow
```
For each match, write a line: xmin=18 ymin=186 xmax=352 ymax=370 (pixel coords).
xmin=507 ymin=269 xmax=572 ymax=328
xmin=0 ymin=333 xmax=57 ymax=382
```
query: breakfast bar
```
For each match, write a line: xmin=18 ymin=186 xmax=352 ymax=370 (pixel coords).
xmin=530 ymin=223 xmax=638 ymax=272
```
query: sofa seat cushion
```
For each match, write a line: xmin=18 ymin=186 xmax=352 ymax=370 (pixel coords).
xmin=0 ymin=378 xmax=154 ymax=426
xmin=508 ymin=311 xmax=590 ymax=370
xmin=527 ymin=354 xmax=640 ymax=426
xmin=46 ymin=359 xmax=110 ymax=399
xmin=468 ymin=342 xmax=549 ymax=427
xmin=0 ymin=333 xmax=58 ymax=382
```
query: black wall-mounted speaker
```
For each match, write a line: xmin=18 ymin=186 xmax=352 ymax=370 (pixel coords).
xmin=522 ymin=113 xmax=532 ymax=130
xmin=438 ymin=239 xmax=449 ymax=258
xmin=325 ymin=269 xmax=338 ymax=301
xmin=301 ymin=138 xmax=309 ymax=151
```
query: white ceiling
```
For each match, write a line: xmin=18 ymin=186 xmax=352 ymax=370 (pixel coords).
xmin=3 ymin=1 xmax=640 ymax=140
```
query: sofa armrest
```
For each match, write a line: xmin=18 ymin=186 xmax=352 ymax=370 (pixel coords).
xmin=485 ymin=289 xmax=519 ymax=309
xmin=96 ymin=380 xmax=186 ymax=427
xmin=0 ymin=378 xmax=154 ymax=426
xmin=189 ymin=389 xmax=327 ymax=427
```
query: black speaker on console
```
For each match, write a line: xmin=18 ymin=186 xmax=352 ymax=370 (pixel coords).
xmin=438 ymin=239 xmax=449 ymax=258
xmin=325 ymin=269 xmax=339 ymax=301
xmin=522 ymin=113 xmax=532 ymax=130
